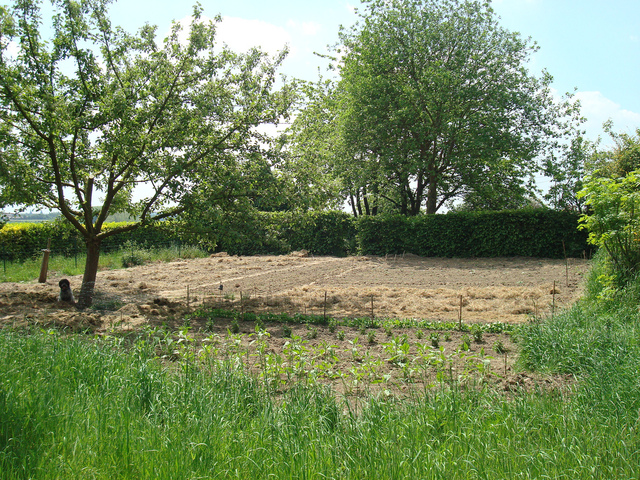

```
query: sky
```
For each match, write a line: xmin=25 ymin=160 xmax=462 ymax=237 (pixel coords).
xmin=103 ymin=0 xmax=640 ymax=147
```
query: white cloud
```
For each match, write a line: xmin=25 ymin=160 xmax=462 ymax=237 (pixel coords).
xmin=170 ymin=15 xmax=290 ymax=56
xmin=575 ymin=91 xmax=640 ymax=143
xmin=217 ymin=16 xmax=290 ymax=56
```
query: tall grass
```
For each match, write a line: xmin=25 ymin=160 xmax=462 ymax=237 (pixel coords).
xmin=0 ymin=244 xmax=208 ymax=282
xmin=1 ymin=326 xmax=639 ymax=479
xmin=518 ymin=250 xmax=640 ymax=422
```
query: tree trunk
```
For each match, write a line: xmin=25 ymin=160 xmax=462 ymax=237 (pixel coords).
xmin=426 ymin=177 xmax=438 ymax=215
xmin=77 ymin=237 xmax=101 ymax=309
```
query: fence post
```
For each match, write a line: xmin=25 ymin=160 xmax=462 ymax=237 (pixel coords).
xmin=38 ymin=238 xmax=51 ymax=283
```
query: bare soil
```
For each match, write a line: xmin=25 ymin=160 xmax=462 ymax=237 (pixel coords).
xmin=0 ymin=253 xmax=589 ymax=396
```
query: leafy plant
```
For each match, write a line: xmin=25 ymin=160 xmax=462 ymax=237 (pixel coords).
xmin=282 ymin=324 xmax=292 ymax=338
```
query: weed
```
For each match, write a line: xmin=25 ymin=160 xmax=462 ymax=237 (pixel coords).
xmin=337 ymin=330 xmax=346 ymax=341
xmin=472 ymin=325 xmax=484 ymax=343
xmin=430 ymin=332 xmax=440 ymax=348
xmin=328 ymin=318 xmax=338 ymax=333
xmin=461 ymin=334 xmax=471 ymax=351
xmin=255 ymin=318 xmax=264 ymax=331
xmin=416 ymin=329 xmax=424 ymax=340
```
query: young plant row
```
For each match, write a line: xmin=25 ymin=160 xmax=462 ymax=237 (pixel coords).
xmin=188 ymin=304 xmax=515 ymax=335
xmin=117 ymin=321 xmax=502 ymax=396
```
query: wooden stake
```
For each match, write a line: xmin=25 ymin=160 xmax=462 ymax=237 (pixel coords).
xmin=552 ymin=280 xmax=556 ymax=318
xmin=323 ymin=291 xmax=327 ymax=322
xmin=370 ymin=295 xmax=375 ymax=319
xmin=38 ymin=238 xmax=51 ymax=283
xmin=563 ymin=241 xmax=569 ymax=287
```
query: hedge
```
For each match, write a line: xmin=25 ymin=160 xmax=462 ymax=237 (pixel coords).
xmin=356 ymin=210 xmax=589 ymax=258
xmin=0 ymin=209 xmax=590 ymax=261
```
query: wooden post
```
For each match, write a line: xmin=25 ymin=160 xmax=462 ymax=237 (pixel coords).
xmin=563 ymin=241 xmax=569 ymax=287
xmin=38 ymin=238 xmax=51 ymax=283
xmin=323 ymin=291 xmax=327 ymax=322
xmin=370 ymin=295 xmax=375 ymax=320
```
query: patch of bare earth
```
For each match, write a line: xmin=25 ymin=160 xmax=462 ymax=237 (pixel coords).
xmin=0 ymin=254 xmax=589 ymax=396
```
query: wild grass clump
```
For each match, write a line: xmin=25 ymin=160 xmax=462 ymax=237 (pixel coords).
xmin=517 ymin=250 xmax=640 ymax=421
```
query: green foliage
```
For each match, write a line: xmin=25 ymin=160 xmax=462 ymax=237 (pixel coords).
xmin=201 ymin=210 xmax=357 ymax=256
xmin=579 ymin=169 xmax=640 ymax=283
xmin=356 ymin=210 xmax=588 ymax=258
xmin=1 ymin=209 xmax=587 ymax=261
xmin=3 ymin=328 xmax=640 ymax=478
xmin=0 ymin=0 xmax=293 ymax=306
xmin=0 ymin=220 xmax=185 ymax=261
xmin=329 ymin=0 xmax=579 ymax=215
xmin=518 ymin=251 xmax=640 ymax=420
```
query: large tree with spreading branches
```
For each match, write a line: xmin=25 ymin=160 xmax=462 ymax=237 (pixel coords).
xmin=0 ymin=0 xmax=294 ymax=307
xmin=289 ymin=0 xmax=581 ymax=215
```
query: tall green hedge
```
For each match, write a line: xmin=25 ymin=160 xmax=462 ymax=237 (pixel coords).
xmin=357 ymin=210 xmax=589 ymax=258
xmin=0 ymin=209 xmax=589 ymax=261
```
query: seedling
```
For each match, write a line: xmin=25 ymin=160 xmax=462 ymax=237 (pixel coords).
xmin=493 ymin=339 xmax=508 ymax=354
xmin=367 ymin=330 xmax=376 ymax=344
xmin=230 ymin=319 xmax=240 ymax=334
xmin=282 ymin=324 xmax=292 ymax=338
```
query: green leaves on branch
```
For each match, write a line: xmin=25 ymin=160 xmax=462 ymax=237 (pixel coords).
xmin=326 ymin=0 xmax=578 ymax=215
xmin=0 ymin=0 xmax=294 ymax=306
xmin=579 ymin=170 xmax=640 ymax=283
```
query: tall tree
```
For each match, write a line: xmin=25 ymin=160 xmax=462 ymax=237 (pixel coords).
xmin=543 ymin=133 xmax=597 ymax=214
xmin=334 ymin=0 xmax=577 ymax=214
xmin=0 ymin=0 xmax=293 ymax=307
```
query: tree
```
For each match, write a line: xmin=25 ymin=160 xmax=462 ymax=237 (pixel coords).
xmin=277 ymin=77 xmax=346 ymax=212
xmin=332 ymin=0 xmax=577 ymax=215
xmin=543 ymin=133 xmax=597 ymax=214
xmin=578 ymin=129 xmax=640 ymax=285
xmin=0 ymin=0 xmax=293 ymax=307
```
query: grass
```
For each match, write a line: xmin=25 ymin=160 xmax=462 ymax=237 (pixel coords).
xmin=0 ymin=244 xmax=208 ymax=282
xmin=2 ymin=250 xmax=640 ymax=478
xmin=0 ymin=325 xmax=638 ymax=479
